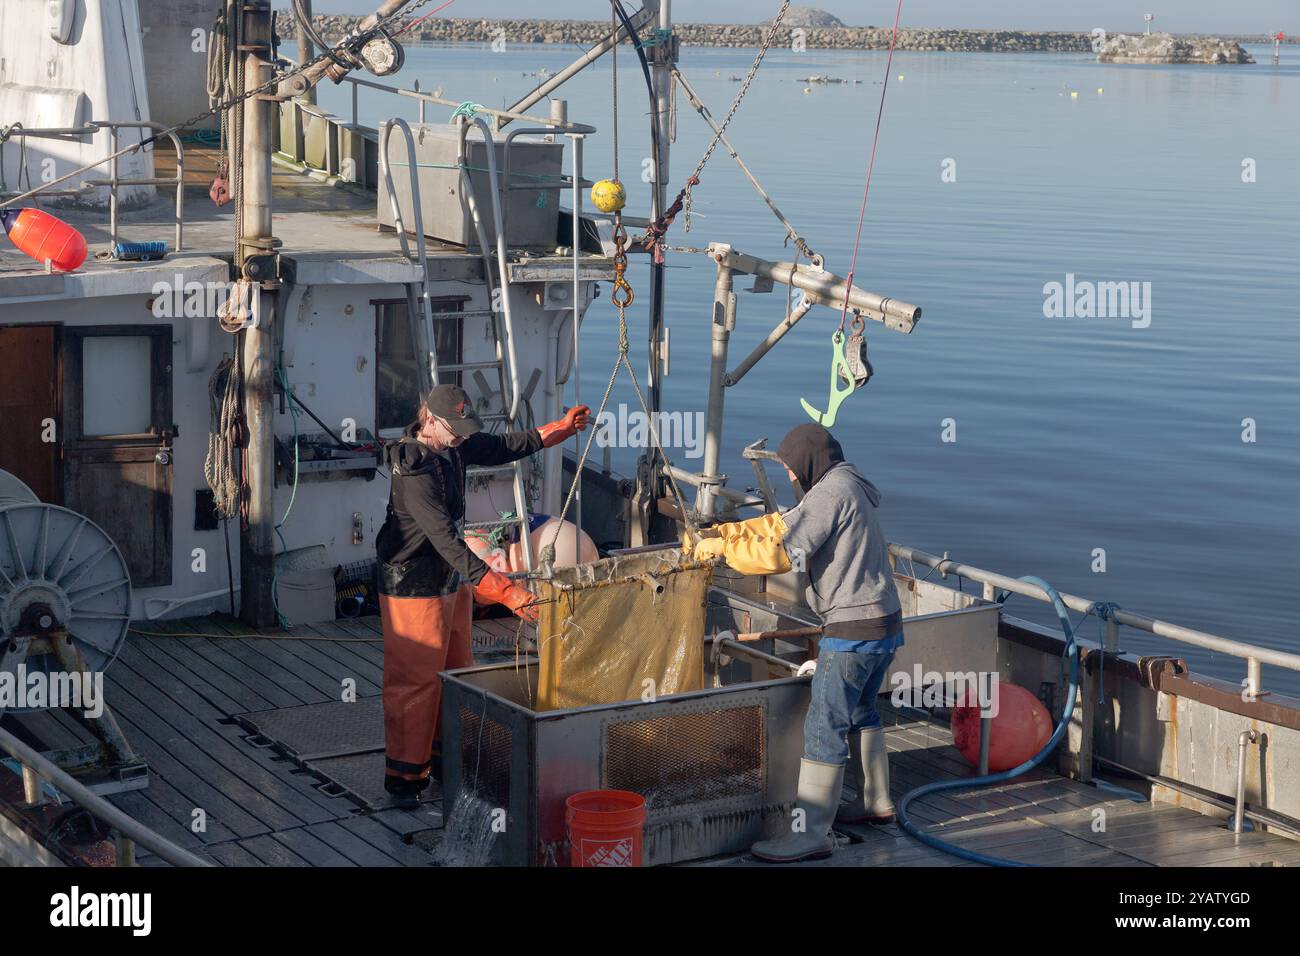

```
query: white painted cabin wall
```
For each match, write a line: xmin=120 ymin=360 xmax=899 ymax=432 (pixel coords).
xmin=0 ymin=0 xmax=155 ymax=208
xmin=0 ymin=270 xmax=586 ymax=622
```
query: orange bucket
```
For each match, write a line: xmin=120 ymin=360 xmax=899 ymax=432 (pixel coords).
xmin=564 ymin=790 xmax=646 ymax=867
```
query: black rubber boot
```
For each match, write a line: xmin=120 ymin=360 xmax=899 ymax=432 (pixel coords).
xmin=384 ymin=775 xmax=429 ymax=810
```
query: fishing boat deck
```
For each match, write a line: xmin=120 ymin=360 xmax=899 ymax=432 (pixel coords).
xmin=7 ymin=611 xmax=1300 ymax=867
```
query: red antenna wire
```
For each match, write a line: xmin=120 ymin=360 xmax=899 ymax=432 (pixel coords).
xmin=839 ymin=0 xmax=905 ymax=330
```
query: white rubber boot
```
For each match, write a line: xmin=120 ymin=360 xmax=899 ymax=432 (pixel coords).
xmin=751 ymin=758 xmax=844 ymax=863
xmin=836 ymin=728 xmax=895 ymax=824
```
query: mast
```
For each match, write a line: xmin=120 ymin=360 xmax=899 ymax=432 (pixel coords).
xmin=238 ymin=0 xmax=280 ymax=626
xmin=647 ymin=0 xmax=672 ymax=418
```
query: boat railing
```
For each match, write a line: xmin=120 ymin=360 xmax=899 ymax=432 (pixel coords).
xmin=0 ymin=721 xmax=210 ymax=867
xmin=888 ymin=541 xmax=1300 ymax=697
xmin=0 ymin=120 xmax=185 ymax=252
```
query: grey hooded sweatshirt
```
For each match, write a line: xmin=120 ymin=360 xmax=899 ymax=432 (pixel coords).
xmin=777 ymin=424 xmax=901 ymax=631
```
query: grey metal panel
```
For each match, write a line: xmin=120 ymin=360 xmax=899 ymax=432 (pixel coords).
xmin=378 ymin=123 xmax=563 ymax=249
xmin=235 ymin=697 xmax=384 ymax=761
xmin=441 ymin=661 xmax=810 ymax=867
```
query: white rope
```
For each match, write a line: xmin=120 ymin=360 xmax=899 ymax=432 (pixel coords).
xmin=204 ymin=356 xmax=241 ymax=518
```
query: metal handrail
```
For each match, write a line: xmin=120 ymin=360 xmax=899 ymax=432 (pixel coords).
xmin=0 ymin=723 xmax=211 ymax=867
xmin=377 ymin=117 xmax=438 ymax=396
xmin=1 ymin=120 xmax=185 ymax=252
xmin=888 ymin=542 xmax=1300 ymax=693
xmin=337 ymin=73 xmax=597 ymax=133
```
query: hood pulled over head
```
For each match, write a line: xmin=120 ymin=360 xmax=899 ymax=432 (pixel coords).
xmin=777 ymin=423 xmax=845 ymax=499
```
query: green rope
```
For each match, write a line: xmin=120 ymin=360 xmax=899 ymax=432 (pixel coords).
xmin=385 ymin=160 xmax=571 ymax=186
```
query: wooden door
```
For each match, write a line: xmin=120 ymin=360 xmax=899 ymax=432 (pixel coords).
xmin=62 ymin=325 xmax=175 ymax=587
xmin=0 ymin=325 xmax=60 ymax=502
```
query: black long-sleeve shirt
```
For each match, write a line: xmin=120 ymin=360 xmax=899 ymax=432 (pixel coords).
xmin=375 ymin=422 xmax=543 ymax=597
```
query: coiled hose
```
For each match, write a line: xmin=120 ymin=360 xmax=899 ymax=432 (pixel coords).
xmin=895 ymin=575 xmax=1080 ymax=867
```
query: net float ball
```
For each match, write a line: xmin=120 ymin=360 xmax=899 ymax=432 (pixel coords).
xmin=0 ymin=208 xmax=88 ymax=273
xmin=590 ymin=179 xmax=626 ymax=214
xmin=950 ymin=682 xmax=1052 ymax=772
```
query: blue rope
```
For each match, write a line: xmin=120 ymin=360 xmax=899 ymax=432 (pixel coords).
xmin=1091 ymin=601 xmax=1121 ymax=705
xmin=895 ymin=575 xmax=1081 ymax=867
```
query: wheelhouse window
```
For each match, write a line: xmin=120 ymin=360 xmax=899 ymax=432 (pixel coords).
xmin=374 ymin=297 xmax=464 ymax=436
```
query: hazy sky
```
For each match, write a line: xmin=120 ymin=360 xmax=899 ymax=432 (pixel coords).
xmin=287 ymin=1 xmax=1292 ymax=35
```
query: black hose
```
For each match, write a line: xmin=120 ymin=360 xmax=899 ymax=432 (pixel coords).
xmin=610 ymin=1 xmax=662 ymax=220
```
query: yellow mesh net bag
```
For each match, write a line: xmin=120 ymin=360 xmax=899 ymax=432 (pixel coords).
xmin=532 ymin=547 xmax=712 ymax=711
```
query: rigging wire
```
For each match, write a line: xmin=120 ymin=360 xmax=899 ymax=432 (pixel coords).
xmin=837 ymin=0 xmax=904 ymax=332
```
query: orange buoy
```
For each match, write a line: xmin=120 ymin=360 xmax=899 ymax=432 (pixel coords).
xmin=565 ymin=789 xmax=645 ymax=867
xmin=951 ymin=682 xmax=1052 ymax=772
xmin=1 ymin=208 xmax=88 ymax=273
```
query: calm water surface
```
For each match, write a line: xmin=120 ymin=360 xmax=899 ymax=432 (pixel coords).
xmin=313 ymin=42 xmax=1300 ymax=694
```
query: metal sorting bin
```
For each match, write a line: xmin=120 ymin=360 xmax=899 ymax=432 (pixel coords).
xmin=439 ymin=574 xmax=999 ymax=866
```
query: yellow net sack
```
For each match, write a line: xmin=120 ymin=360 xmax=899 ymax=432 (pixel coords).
xmin=533 ymin=547 xmax=712 ymax=711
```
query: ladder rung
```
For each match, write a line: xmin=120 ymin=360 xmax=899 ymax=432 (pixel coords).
xmin=439 ymin=361 xmax=502 ymax=372
xmin=427 ymin=309 xmax=495 ymax=320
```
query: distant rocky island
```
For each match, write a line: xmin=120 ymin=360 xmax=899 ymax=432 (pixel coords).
xmin=1096 ymin=33 xmax=1254 ymax=64
xmin=274 ymin=13 xmax=1269 ymax=59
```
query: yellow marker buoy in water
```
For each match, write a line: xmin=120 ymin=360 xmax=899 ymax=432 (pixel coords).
xmin=590 ymin=179 xmax=626 ymax=214
xmin=1070 ymin=90 xmax=1079 ymax=99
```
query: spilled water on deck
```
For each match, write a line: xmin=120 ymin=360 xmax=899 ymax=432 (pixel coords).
xmin=435 ymin=790 xmax=500 ymax=867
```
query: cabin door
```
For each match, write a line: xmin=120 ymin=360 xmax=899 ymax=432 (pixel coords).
xmin=62 ymin=325 xmax=175 ymax=588
xmin=0 ymin=325 xmax=61 ymax=503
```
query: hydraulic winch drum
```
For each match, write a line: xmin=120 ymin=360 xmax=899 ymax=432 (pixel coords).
xmin=0 ymin=470 xmax=132 ymax=711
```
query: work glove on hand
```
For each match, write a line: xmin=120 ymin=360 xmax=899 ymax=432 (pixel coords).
xmin=680 ymin=526 xmax=722 ymax=551
xmin=692 ymin=537 xmax=727 ymax=561
xmin=691 ymin=512 xmax=792 ymax=575
xmin=474 ymin=569 xmax=540 ymax=623
xmin=537 ymin=405 xmax=592 ymax=448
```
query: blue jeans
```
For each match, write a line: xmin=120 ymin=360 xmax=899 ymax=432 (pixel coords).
xmin=803 ymin=649 xmax=898 ymax=764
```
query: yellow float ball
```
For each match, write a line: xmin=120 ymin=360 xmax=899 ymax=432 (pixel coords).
xmin=590 ymin=179 xmax=626 ymax=214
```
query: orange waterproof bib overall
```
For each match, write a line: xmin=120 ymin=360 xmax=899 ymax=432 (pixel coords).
xmin=379 ymin=584 xmax=474 ymax=782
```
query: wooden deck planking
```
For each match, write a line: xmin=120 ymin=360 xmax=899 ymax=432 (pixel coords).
xmin=293 ymin=819 xmax=409 ymax=866
xmin=41 ymin=611 xmax=1292 ymax=868
xmin=105 ymin=667 xmax=316 ymax=835
xmin=112 ymin=640 xmax=353 ymax=820
xmin=201 ymin=616 xmax=370 ymax=700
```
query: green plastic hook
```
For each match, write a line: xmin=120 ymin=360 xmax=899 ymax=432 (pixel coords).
xmin=800 ymin=330 xmax=857 ymax=427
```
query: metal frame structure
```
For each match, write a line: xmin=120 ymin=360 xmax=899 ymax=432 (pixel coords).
xmin=0 ymin=121 xmax=185 ymax=252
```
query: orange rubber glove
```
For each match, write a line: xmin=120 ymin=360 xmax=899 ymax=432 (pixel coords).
xmin=474 ymin=569 xmax=539 ymax=623
xmin=537 ymin=404 xmax=592 ymax=448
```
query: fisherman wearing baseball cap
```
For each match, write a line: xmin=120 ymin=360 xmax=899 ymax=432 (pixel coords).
xmin=376 ymin=383 xmax=590 ymax=807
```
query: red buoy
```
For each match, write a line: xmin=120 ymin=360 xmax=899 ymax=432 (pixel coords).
xmin=1 ymin=208 xmax=87 ymax=273
xmin=951 ymin=682 xmax=1052 ymax=772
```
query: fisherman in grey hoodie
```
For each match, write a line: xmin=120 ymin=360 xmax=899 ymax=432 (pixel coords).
xmin=691 ymin=423 xmax=901 ymax=862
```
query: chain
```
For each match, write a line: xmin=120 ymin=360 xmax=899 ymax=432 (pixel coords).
xmin=541 ymin=265 xmax=698 ymax=566
xmin=611 ymin=221 xmax=634 ymax=309
xmin=683 ymin=0 xmax=790 ymax=231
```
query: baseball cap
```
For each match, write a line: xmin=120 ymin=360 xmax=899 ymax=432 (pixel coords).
xmin=424 ymin=384 xmax=483 ymax=437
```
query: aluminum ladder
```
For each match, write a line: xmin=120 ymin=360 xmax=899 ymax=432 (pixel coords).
xmin=379 ymin=117 xmax=535 ymax=570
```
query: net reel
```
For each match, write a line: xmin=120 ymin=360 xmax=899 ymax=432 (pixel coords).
xmin=0 ymin=470 xmax=132 ymax=715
